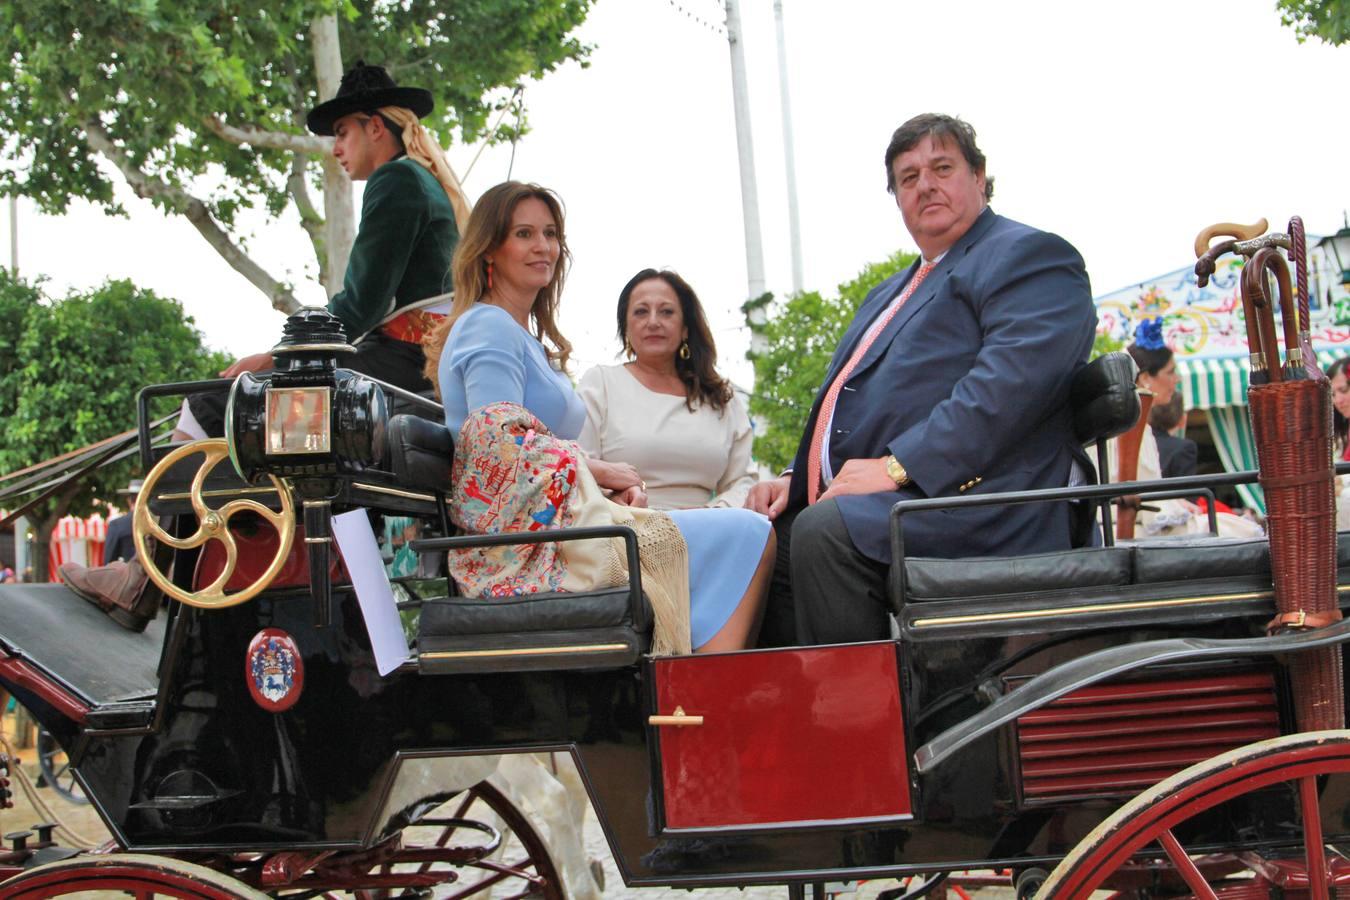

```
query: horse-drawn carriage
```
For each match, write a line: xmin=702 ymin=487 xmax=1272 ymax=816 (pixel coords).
xmin=0 ymin=224 xmax=1348 ymax=899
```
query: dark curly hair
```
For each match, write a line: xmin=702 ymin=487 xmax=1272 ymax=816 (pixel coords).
xmin=617 ymin=269 xmax=733 ymax=413
xmin=1126 ymin=341 xmax=1173 ymax=378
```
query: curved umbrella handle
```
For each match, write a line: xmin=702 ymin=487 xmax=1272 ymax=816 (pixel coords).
xmin=1194 ymin=218 xmax=1269 ymax=259
xmin=1244 ymin=251 xmax=1288 ymax=384
xmin=1288 ymin=216 xmax=1322 ymax=379
xmin=1239 ymin=250 xmax=1270 ymax=385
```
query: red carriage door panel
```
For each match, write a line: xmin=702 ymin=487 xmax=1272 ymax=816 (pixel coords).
xmin=650 ymin=642 xmax=911 ymax=832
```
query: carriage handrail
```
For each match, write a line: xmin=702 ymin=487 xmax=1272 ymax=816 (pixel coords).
xmin=410 ymin=524 xmax=648 ymax=629
xmin=887 ymin=462 xmax=1350 ymax=612
xmin=363 ymin=375 xmax=445 ymax=417
xmin=136 ymin=379 xmax=234 ymax=470
xmin=912 ymin=615 xmax=1350 ymax=773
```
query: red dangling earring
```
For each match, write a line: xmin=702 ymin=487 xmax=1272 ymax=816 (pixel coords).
xmin=486 ymin=260 xmax=494 ymax=291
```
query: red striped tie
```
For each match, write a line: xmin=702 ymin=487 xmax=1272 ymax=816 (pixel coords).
xmin=807 ymin=263 xmax=934 ymax=504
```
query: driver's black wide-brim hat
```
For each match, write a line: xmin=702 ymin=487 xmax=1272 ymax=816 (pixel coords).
xmin=306 ymin=61 xmax=434 ymax=136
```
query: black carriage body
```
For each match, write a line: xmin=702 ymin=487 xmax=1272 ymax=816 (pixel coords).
xmin=1 ymin=345 xmax=1344 ymax=890
xmin=6 ymin=533 xmax=1332 ymax=888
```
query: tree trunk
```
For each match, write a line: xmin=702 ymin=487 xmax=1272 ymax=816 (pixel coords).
xmin=311 ymin=13 xmax=354 ymax=301
xmin=32 ymin=516 xmax=55 ymax=583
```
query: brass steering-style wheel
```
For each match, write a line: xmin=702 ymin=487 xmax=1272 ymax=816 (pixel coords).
xmin=133 ymin=439 xmax=295 ymax=609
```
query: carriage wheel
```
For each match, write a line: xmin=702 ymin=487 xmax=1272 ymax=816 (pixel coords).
xmin=392 ymin=779 xmax=565 ymax=900
xmin=35 ymin=729 xmax=87 ymax=805
xmin=1039 ymin=730 xmax=1350 ymax=899
xmin=0 ymin=852 xmax=269 ymax=898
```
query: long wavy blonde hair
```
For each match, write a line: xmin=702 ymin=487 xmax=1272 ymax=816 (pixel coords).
xmin=423 ymin=182 xmax=573 ymax=390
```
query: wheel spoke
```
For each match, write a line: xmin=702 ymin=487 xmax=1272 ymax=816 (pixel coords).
xmin=1040 ymin=732 xmax=1350 ymax=898
xmin=199 ymin=532 xmax=240 ymax=599
xmin=218 ymin=496 xmax=285 ymax=525
xmin=1158 ymin=829 xmax=1219 ymax=900
xmin=1300 ymin=774 xmax=1331 ymax=900
xmin=188 ymin=444 xmax=230 ymax=519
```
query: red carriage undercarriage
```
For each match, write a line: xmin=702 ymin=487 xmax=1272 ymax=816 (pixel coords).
xmin=0 ymin=224 xmax=1347 ymax=898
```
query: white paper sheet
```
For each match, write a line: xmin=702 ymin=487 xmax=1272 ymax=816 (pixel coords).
xmin=332 ymin=509 xmax=411 ymax=676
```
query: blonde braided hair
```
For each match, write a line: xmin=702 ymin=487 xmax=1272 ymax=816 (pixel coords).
xmin=377 ymin=105 xmax=472 ymax=233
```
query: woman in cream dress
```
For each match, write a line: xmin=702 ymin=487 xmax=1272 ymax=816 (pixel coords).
xmin=578 ymin=269 xmax=759 ymax=511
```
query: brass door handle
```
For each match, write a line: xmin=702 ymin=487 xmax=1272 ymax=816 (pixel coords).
xmin=649 ymin=705 xmax=703 ymax=727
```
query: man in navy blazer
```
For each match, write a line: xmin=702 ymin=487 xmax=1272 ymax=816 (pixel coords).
xmin=747 ymin=113 xmax=1097 ymax=646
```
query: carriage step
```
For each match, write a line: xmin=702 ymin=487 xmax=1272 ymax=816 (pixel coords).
xmin=84 ymin=700 xmax=155 ymax=732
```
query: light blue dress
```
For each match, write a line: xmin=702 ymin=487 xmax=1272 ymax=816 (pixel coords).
xmin=440 ymin=303 xmax=769 ymax=648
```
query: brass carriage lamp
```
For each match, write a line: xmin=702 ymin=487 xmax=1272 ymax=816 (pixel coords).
xmin=226 ymin=307 xmax=389 ymax=627
xmin=1316 ymin=212 xmax=1350 ymax=286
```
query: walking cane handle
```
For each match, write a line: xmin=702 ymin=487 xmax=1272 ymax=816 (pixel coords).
xmin=1194 ymin=218 xmax=1269 ymax=259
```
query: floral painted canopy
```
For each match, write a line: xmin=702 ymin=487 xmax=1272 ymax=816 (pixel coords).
xmin=1094 ymin=237 xmax=1350 ymax=512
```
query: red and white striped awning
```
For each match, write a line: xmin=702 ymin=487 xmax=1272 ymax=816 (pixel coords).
xmin=49 ymin=514 xmax=108 ymax=582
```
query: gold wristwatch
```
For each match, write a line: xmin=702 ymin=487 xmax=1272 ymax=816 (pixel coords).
xmin=883 ymin=454 xmax=910 ymax=487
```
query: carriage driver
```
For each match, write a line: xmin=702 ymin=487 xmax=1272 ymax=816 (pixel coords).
xmin=177 ymin=60 xmax=470 ymax=439
xmin=747 ymin=113 xmax=1098 ymax=647
xmin=62 ymin=62 xmax=468 ymax=627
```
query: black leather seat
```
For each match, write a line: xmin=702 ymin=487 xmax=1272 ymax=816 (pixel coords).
xmin=387 ymin=413 xmax=453 ymax=492
xmin=384 ymin=414 xmax=653 ymax=673
xmin=1071 ymin=352 xmax=1140 ymax=446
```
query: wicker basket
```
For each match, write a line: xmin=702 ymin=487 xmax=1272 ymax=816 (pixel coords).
xmin=1248 ymin=377 xmax=1343 ymax=731
xmin=1244 ymin=235 xmax=1343 ymax=732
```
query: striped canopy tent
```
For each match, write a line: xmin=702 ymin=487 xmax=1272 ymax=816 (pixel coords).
xmin=1095 ymin=239 xmax=1350 ymax=513
xmin=48 ymin=513 xmax=107 ymax=582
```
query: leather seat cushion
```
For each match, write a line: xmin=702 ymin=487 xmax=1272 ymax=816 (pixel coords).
xmin=1129 ymin=536 xmax=1270 ymax=583
xmin=1070 ymin=352 xmax=1140 ymax=445
xmin=419 ymin=587 xmax=646 ymax=637
xmin=388 ymin=414 xmax=453 ymax=492
xmin=904 ymin=547 xmax=1133 ymax=601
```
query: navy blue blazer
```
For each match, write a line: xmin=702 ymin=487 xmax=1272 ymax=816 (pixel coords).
xmin=786 ymin=208 xmax=1096 ymax=564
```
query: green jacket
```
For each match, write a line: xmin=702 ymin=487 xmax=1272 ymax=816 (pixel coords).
xmin=328 ymin=157 xmax=458 ymax=338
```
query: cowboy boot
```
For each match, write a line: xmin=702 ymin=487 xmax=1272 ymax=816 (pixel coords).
xmin=58 ymin=559 xmax=155 ymax=632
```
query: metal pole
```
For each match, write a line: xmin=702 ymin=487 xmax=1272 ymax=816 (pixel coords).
xmin=773 ymin=0 xmax=803 ymax=296
xmin=9 ymin=194 xmax=16 ymax=275
xmin=724 ymin=0 xmax=767 ymax=310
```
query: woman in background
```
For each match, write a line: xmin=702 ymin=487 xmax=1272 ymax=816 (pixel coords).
xmin=578 ymin=269 xmax=758 ymax=510
xmin=1115 ymin=317 xmax=1260 ymax=538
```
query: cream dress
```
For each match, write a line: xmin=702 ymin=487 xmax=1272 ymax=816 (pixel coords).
xmin=577 ymin=364 xmax=758 ymax=510
xmin=1109 ymin=427 xmax=1263 ymax=539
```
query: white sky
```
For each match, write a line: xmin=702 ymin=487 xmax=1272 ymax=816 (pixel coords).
xmin=4 ymin=0 xmax=1349 ymax=390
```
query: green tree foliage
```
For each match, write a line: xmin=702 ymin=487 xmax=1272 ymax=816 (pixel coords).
xmin=0 ymin=0 xmax=593 ymax=308
xmin=1091 ymin=331 xmax=1124 ymax=360
xmin=0 ymin=272 xmax=229 ymax=578
xmin=744 ymin=250 xmax=919 ymax=471
xmin=1277 ymin=0 xmax=1350 ymax=43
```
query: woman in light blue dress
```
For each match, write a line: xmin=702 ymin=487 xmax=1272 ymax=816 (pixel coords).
xmin=422 ymin=182 xmax=773 ymax=651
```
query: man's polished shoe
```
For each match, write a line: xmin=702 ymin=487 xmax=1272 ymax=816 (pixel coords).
xmin=58 ymin=559 xmax=157 ymax=632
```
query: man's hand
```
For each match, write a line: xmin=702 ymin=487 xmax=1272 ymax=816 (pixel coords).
xmin=220 ymin=351 xmax=274 ymax=378
xmin=587 ymin=458 xmax=642 ymax=493
xmin=819 ymin=457 xmax=897 ymax=502
xmin=613 ymin=485 xmax=649 ymax=508
xmin=745 ymin=475 xmax=790 ymax=520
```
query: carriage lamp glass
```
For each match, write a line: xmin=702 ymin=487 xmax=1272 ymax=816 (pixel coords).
xmin=265 ymin=387 xmax=332 ymax=455
xmin=1317 ymin=212 xmax=1350 ymax=286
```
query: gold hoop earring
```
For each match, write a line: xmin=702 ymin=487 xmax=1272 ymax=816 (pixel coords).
xmin=679 ymin=341 xmax=691 ymax=361
xmin=623 ymin=336 xmax=634 ymax=357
